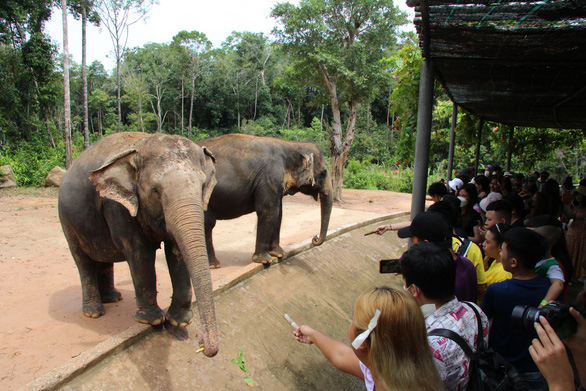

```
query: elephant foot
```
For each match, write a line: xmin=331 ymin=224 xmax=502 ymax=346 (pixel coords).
xmin=269 ymin=245 xmax=286 ymax=259
xmin=83 ymin=303 xmax=105 ymax=319
xmin=252 ymin=251 xmax=277 ymax=264
xmin=208 ymin=256 xmax=222 ymax=269
xmin=166 ymin=306 xmax=193 ymax=327
xmin=135 ymin=307 xmax=165 ymax=326
xmin=100 ymin=288 xmax=122 ymax=303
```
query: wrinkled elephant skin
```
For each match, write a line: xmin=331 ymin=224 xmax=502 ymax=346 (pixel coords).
xmin=58 ymin=132 xmax=219 ymax=357
xmin=198 ymin=134 xmax=333 ymax=267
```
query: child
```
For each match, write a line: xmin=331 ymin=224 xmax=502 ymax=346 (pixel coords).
xmin=526 ymin=215 xmax=572 ymax=304
xmin=293 ymin=286 xmax=443 ymax=391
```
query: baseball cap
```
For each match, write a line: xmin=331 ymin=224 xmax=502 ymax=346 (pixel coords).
xmin=479 ymin=191 xmax=503 ymax=212
xmin=397 ymin=211 xmax=451 ymax=243
xmin=448 ymin=177 xmax=464 ymax=192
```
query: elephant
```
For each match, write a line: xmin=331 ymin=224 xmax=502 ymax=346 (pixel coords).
xmin=197 ymin=133 xmax=333 ymax=268
xmin=58 ymin=132 xmax=219 ymax=357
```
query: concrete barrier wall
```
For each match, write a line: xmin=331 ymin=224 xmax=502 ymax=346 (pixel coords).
xmin=28 ymin=217 xmax=409 ymax=390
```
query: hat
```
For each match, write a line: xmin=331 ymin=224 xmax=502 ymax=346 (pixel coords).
xmin=448 ymin=177 xmax=464 ymax=192
xmin=575 ymin=185 xmax=586 ymax=197
xmin=479 ymin=192 xmax=503 ymax=212
xmin=504 ymin=171 xmax=513 ymax=178
xmin=397 ymin=212 xmax=451 ymax=243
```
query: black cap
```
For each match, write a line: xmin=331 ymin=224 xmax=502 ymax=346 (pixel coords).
xmin=397 ymin=211 xmax=451 ymax=243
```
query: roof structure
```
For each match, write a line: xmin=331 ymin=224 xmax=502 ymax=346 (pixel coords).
xmin=411 ymin=0 xmax=586 ymax=129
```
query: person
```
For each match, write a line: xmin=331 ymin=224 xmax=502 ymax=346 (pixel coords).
xmin=538 ymin=171 xmax=549 ymax=192
xmin=481 ymin=227 xmax=551 ymax=389
xmin=479 ymin=198 xmax=511 ymax=241
xmin=293 ymin=286 xmax=444 ymax=391
xmin=473 ymin=174 xmax=490 ymax=200
xmin=428 ymin=181 xmax=448 ymax=203
xmin=529 ymin=303 xmax=586 ymax=391
xmin=561 ymin=176 xmax=575 ymax=206
xmin=429 ymin=198 xmax=487 ymax=302
xmin=482 ymin=223 xmax=512 ymax=285
xmin=504 ymin=193 xmax=526 ymax=228
xmin=397 ymin=211 xmax=478 ymax=303
xmin=526 ymin=215 xmax=573 ymax=303
xmin=458 ymin=183 xmax=483 ymax=243
xmin=568 ymin=185 xmax=586 ymax=281
xmin=400 ymin=241 xmax=489 ymax=391
xmin=449 ymin=177 xmax=465 ymax=194
xmin=489 ymin=175 xmax=502 ymax=194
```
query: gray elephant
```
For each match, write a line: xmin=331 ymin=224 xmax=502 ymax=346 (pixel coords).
xmin=58 ymin=132 xmax=219 ymax=357
xmin=198 ymin=134 xmax=333 ymax=267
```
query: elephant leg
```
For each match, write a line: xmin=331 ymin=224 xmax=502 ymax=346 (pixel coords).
xmin=164 ymin=241 xmax=193 ymax=327
xmin=70 ymin=246 xmax=105 ymax=318
xmin=253 ymin=196 xmax=281 ymax=264
xmin=205 ymin=213 xmax=221 ymax=269
xmin=96 ymin=262 xmax=122 ymax=303
xmin=268 ymin=198 xmax=285 ymax=258
xmin=104 ymin=203 xmax=164 ymax=326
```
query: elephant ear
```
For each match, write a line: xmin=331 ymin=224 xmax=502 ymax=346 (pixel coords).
xmin=299 ymin=152 xmax=315 ymax=187
xmin=89 ymin=149 xmax=140 ymax=217
xmin=201 ymin=147 xmax=217 ymax=210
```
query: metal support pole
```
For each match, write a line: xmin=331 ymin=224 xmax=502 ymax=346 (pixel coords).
xmin=474 ymin=119 xmax=484 ymax=174
xmin=410 ymin=60 xmax=435 ymax=219
xmin=447 ymin=103 xmax=458 ymax=184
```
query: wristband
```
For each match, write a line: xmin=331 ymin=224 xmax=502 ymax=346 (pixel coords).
xmin=540 ymin=300 xmax=549 ymax=306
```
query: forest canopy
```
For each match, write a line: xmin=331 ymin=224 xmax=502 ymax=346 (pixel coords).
xmin=0 ymin=0 xmax=584 ymax=188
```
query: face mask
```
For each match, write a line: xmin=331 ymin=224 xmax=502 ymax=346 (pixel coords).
xmin=484 ymin=170 xmax=490 ymax=177
xmin=421 ymin=303 xmax=436 ymax=318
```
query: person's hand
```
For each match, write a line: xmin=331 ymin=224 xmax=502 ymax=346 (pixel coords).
xmin=294 ymin=325 xmax=315 ymax=344
xmin=376 ymin=225 xmax=391 ymax=235
xmin=529 ymin=316 xmax=574 ymax=390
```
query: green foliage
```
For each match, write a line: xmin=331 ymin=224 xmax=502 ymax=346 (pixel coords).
xmin=231 ymin=349 xmax=254 ymax=386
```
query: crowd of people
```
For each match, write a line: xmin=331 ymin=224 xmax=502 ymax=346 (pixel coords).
xmin=290 ymin=165 xmax=586 ymax=391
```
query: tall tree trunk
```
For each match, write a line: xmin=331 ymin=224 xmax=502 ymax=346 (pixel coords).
xmin=188 ymin=72 xmax=195 ymax=140
xmin=81 ymin=5 xmax=90 ymax=149
xmin=181 ymin=76 xmax=184 ymax=136
xmin=62 ymin=0 xmax=72 ymax=169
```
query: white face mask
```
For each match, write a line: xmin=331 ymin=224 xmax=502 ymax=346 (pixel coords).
xmin=484 ymin=170 xmax=490 ymax=177
xmin=421 ymin=304 xmax=436 ymax=318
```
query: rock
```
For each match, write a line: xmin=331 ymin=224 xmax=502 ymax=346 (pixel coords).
xmin=0 ymin=165 xmax=17 ymax=189
xmin=45 ymin=166 xmax=66 ymax=187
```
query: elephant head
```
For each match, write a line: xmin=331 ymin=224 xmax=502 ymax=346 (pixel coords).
xmin=89 ymin=134 xmax=219 ymax=357
xmin=289 ymin=145 xmax=333 ymax=246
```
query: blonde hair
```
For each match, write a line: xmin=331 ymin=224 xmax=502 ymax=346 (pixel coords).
xmin=353 ymin=286 xmax=443 ymax=391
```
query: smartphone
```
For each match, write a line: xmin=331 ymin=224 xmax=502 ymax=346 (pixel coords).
xmin=379 ymin=259 xmax=401 ymax=274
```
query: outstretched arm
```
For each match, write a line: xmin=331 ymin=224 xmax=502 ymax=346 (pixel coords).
xmin=376 ymin=220 xmax=410 ymax=235
xmin=294 ymin=325 xmax=364 ymax=379
xmin=541 ymin=278 xmax=564 ymax=307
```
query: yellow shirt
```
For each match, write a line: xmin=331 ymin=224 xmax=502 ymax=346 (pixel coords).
xmin=485 ymin=259 xmax=512 ymax=286
xmin=452 ymin=237 xmax=486 ymax=285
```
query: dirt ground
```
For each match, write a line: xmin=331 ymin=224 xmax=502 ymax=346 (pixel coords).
xmin=0 ymin=187 xmax=413 ymax=389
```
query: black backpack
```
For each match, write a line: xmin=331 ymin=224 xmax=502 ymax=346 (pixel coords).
xmin=428 ymin=302 xmax=528 ymax=391
xmin=454 ymin=235 xmax=473 ymax=258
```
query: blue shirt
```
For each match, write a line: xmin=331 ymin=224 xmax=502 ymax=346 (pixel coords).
xmin=481 ymin=275 xmax=551 ymax=373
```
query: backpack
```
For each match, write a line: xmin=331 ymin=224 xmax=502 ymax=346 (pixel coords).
xmin=454 ymin=235 xmax=473 ymax=258
xmin=428 ymin=302 xmax=528 ymax=391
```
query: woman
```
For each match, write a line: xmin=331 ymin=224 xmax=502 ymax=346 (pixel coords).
xmin=568 ymin=186 xmax=586 ymax=280
xmin=473 ymin=175 xmax=490 ymax=200
xmin=483 ymin=223 xmax=512 ymax=285
xmin=458 ymin=183 xmax=483 ymax=243
xmin=294 ymin=286 xmax=443 ymax=391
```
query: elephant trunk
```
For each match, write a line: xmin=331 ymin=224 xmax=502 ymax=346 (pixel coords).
xmin=162 ymin=175 xmax=218 ymax=357
xmin=312 ymin=175 xmax=333 ymax=246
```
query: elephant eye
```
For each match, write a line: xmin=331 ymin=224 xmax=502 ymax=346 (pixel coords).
xmin=152 ymin=187 xmax=159 ymax=194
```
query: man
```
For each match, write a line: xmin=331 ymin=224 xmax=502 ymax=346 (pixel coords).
xmin=428 ymin=181 xmax=448 ymax=203
xmin=400 ymin=241 xmax=489 ymax=391
xmin=481 ymin=228 xmax=551 ymax=389
xmin=479 ymin=199 xmax=512 ymax=241
xmin=397 ymin=211 xmax=478 ymax=303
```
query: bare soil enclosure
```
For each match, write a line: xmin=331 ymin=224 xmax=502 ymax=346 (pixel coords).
xmin=0 ymin=187 xmax=413 ymax=389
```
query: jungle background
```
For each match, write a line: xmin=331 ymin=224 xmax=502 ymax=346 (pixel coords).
xmin=1 ymin=0 xmax=585 ymax=192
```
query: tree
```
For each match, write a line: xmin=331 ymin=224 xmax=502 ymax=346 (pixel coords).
xmin=172 ymin=30 xmax=212 ymax=139
xmin=61 ymin=0 xmax=73 ymax=168
xmin=68 ymin=0 xmax=100 ymax=148
xmin=96 ymin=0 xmax=155 ymax=132
xmin=272 ymin=0 xmax=407 ymax=201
